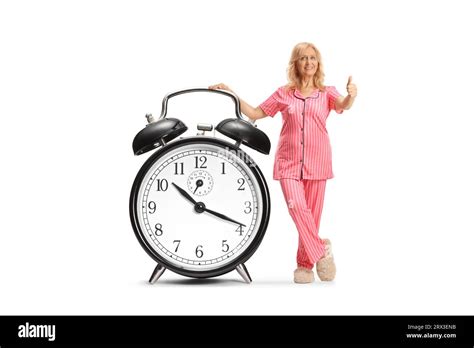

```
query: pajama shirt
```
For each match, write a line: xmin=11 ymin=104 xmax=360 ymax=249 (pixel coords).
xmin=259 ymin=86 xmax=343 ymax=267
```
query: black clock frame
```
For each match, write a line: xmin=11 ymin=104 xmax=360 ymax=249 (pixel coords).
xmin=130 ymin=136 xmax=271 ymax=279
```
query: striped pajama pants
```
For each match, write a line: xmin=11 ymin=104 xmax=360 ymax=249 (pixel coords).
xmin=279 ymin=179 xmax=327 ymax=269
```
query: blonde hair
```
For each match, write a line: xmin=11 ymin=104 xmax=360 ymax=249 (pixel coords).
xmin=287 ymin=42 xmax=326 ymax=92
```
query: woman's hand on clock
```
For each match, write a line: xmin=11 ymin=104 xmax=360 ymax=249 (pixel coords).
xmin=172 ymin=182 xmax=246 ymax=227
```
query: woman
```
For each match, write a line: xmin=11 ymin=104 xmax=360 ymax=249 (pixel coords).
xmin=210 ymin=42 xmax=357 ymax=283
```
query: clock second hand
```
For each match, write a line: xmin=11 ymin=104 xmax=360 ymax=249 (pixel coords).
xmin=193 ymin=179 xmax=203 ymax=194
xmin=172 ymin=182 xmax=246 ymax=227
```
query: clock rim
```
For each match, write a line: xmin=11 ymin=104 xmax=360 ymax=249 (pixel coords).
xmin=130 ymin=136 xmax=271 ymax=279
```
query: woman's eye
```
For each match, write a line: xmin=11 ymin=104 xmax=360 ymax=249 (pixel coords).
xmin=299 ymin=56 xmax=317 ymax=62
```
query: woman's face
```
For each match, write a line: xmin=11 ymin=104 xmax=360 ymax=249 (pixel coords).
xmin=297 ymin=47 xmax=319 ymax=79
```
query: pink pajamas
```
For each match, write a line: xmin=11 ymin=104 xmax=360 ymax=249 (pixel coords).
xmin=280 ymin=179 xmax=326 ymax=268
xmin=259 ymin=85 xmax=343 ymax=268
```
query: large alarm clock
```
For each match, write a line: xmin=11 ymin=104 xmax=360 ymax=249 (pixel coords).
xmin=130 ymin=88 xmax=271 ymax=283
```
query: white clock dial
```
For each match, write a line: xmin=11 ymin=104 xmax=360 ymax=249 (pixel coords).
xmin=136 ymin=142 xmax=263 ymax=271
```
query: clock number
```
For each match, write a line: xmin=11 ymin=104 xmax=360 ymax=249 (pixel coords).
xmin=173 ymin=240 xmax=181 ymax=252
xmin=222 ymin=240 xmax=229 ymax=252
xmin=174 ymin=162 xmax=184 ymax=175
xmin=148 ymin=201 xmax=156 ymax=214
xmin=244 ymin=201 xmax=252 ymax=214
xmin=194 ymin=156 xmax=207 ymax=169
xmin=154 ymin=223 xmax=163 ymax=236
xmin=156 ymin=179 xmax=169 ymax=191
xmin=237 ymin=178 xmax=245 ymax=191
xmin=235 ymin=225 xmax=244 ymax=236
xmin=195 ymin=245 xmax=204 ymax=258
xmin=221 ymin=162 xmax=226 ymax=174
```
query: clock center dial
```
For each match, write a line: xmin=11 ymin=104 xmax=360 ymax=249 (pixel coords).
xmin=187 ymin=170 xmax=214 ymax=196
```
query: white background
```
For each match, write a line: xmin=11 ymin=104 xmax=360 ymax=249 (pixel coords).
xmin=1 ymin=0 xmax=473 ymax=315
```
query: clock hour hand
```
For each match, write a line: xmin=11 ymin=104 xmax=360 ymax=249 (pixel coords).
xmin=172 ymin=182 xmax=197 ymax=205
xmin=203 ymin=207 xmax=246 ymax=227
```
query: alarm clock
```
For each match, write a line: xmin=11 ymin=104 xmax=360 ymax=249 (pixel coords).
xmin=130 ymin=88 xmax=271 ymax=283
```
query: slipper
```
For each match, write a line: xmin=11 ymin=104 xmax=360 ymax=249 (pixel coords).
xmin=294 ymin=267 xmax=315 ymax=284
xmin=316 ymin=239 xmax=336 ymax=281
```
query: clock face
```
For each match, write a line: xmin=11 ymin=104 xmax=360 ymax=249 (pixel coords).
xmin=131 ymin=138 xmax=269 ymax=275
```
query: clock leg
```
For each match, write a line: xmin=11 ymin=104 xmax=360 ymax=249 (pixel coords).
xmin=236 ymin=263 xmax=252 ymax=284
xmin=149 ymin=264 xmax=166 ymax=284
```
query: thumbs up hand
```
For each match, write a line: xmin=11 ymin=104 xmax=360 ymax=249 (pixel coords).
xmin=346 ymin=76 xmax=357 ymax=98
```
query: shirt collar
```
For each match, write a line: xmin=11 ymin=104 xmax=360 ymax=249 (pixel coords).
xmin=293 ymin=89 xmax=320 ymax=100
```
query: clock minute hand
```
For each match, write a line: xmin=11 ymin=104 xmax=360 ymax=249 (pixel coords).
xmin=203 ymin=207 xmax=246 ymax=227
xmin=172 ymin=182 xmax=197 ymax=205
xmin=172 ymin=182 xmax=246 ymax=227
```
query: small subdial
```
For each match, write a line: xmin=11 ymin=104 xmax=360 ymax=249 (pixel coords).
xmin=187 ymin=170 xmax=214 ymax=196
